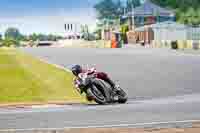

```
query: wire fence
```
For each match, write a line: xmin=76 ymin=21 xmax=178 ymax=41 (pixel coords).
xmin=147 ymin=25 xmax=200 ymax=42
xmin=187 ymin=27 xmax=200 ymax=40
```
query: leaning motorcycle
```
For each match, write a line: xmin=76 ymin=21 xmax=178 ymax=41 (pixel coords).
xmin=73 ymin=72 xmax=128 ymax=105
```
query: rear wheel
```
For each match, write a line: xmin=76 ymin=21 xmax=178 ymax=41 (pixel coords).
xmin=117 ymin=88 xmax=128 ymax=104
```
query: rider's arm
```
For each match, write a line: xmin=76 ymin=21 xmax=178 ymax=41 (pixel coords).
xmin=87 ymin=67 xmax=96 ymax=75
xmin=73 ymin=77 xmax=83 ymax=94
xmin=73 ymin=78 xmax=81 ymax=93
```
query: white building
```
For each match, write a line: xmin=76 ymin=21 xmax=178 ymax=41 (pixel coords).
xmin=64 ymin=22 xmax=82 ymax=38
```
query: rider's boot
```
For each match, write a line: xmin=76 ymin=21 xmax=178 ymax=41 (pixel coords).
xmin=104 ymin=78 xmax=120 ymax=94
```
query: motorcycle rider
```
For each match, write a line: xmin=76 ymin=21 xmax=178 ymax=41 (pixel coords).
xmin=70 ymin=64 xmax=119 ymax=101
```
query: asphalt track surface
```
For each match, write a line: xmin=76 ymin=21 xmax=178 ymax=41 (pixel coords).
xmin=1 ymin=47 xmax=200 ymax=131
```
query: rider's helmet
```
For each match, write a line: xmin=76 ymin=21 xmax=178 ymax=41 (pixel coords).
xmin=70 ymin=64 xmax=82 ymax=76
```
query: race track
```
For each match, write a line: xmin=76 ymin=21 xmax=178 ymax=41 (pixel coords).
xmin=1 ymin=47 xmax=200 ymax=131
xmin=21 ymin=48 xmax=200 ymax=99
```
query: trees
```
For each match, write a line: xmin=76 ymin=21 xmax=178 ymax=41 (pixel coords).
xmin=28 ymin=33 xmax=38 ymax=41
xmin=0 ymin=34 xmax=2 ymax=41
xmin=152 ymin=0 xmax=199 ymax=10
xmin=4 ymin=27 xmax=22 ymax=40
xmin=28 ymin=33 xmax=62 ymax=42
xmin=93 ymin=28 xmax=102 ymax=40
xmin=0 ymin=34 xmax=2 ymax=47
xmin=2 ymin=27 xmax=64 ymax=47
xmin=3 ymin=27 xmax=22 ymax=47
xmin=47 ymin=34 xmax=57 ymax=41
xmin=126 ymin=0 xmax=141 ymax=12
xmin=151 ymin=0 xmax=200 ymax=26
xmin=94 ymin=0 xmax=141 ymax=21
xmin=94 ymin=0 xmax=142 ymax=29
xmin=181 ymin=8 xmax=200 ymax=26
xmin=94 ymin=0 xmax=123 ymax=21
xmin=93 ymin=0 xmax=142 ymax=42
xmin=120 ymin=24 xmax=129 ymax=44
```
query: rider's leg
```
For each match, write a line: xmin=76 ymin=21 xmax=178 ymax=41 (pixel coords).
xmin=96 ymin=72 xmax=116 ymax=89
xmin=96 ymin=72 xmax=121 ymax=101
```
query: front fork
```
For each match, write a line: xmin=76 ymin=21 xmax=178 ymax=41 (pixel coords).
xmin=75 ymin=83 xmax=92 ymax=96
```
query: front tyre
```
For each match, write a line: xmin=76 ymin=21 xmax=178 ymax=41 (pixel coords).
xmin=86 ymin=79 xmax=111 ymax=104
xmin=87 ymin=87 xmax=107 ymax=105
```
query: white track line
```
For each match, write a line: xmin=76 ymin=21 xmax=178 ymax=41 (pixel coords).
xmin=1 ymin=119 xmax=200 ymax=132
xmin=171 ymin=50 xmax=200 ymax=57
xmin=35 ymin=56 xmax=71 ymax=72
xmin=175 ymin=53 xmax=200 ymax=57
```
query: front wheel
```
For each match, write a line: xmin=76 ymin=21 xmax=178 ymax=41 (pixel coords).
xmin=86 ymin=80 xmax=108 ymax=104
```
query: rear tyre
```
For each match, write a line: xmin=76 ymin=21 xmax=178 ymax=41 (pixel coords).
xmin=117 ymin=88 xmax=128 ymax=104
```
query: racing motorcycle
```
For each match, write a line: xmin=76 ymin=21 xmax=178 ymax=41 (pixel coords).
xmin=73 ymin=68 xmax=128 ymax=105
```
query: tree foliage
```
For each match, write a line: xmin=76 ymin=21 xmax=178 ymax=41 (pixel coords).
xmin=4 ymin=27 xmax=22 ymax=40
xmin=2 ymin=27 xmax=64 ymax=47
xmin=93 ymin=28 xmax=102 ymax=40
xmin=94 ymin=0 xmax=123 ymax=21
xmin=28 ymin=33 xmax=62 ymax=41
xmin=120 ymin=24 xmax=129 ymax=43
xmin=151 ymin=0 xmax=200 ymax=25
xmin=2 ymin=38 xmax=20 ymax=47
xmin=0 ymin=34 xmax=2 ymax=41
xmin=94 ymin=0 xmax=141 ymax=29
xmin=126 ymin=0 xmax=141 ymax=12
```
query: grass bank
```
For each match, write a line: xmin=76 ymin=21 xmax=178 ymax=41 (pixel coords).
xmin=0 ymin=48 xmax=85 ymax=105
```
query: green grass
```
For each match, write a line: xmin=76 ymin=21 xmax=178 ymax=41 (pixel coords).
xmin=0 ymin=48 xmax=85 ymax=104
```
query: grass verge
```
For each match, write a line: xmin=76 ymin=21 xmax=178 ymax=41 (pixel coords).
xmin=0 ymin=48 xmax=86 ymax=105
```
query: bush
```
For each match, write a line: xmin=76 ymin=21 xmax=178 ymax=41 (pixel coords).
xmin=93 ymin=29 xmax=102 ymax=40
xmin=120 ymin=24 xmax=129 ymax=44
xmin=82 ymin=33 xmax=96 ymax=41
xmin=2 ymin=38 xmax=20 ymax=47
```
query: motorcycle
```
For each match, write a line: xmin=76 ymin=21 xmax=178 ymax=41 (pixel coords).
xmin=73 ymin=69 xmax=128 ymax=105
